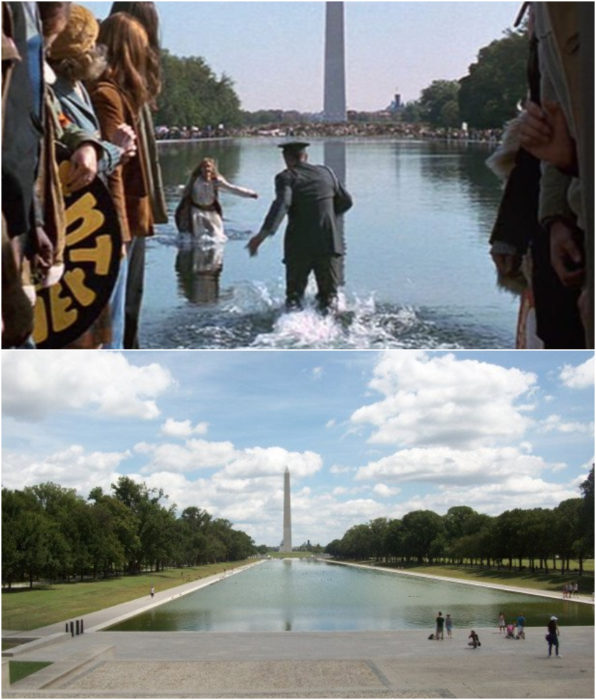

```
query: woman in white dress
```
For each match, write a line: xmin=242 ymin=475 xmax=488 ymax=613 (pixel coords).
xmin=187 ymin=157 xmax=258 ymax=242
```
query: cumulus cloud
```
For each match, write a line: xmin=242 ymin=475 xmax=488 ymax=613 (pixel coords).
xmin=3 ymin=352 xmax=173 ymax=421
xmin=560 ymin=356 xmax=594 ymax=389
xmin=355 ymin=445 xmax=561 ymax=486
xmin=220 ymin=446 xmax=322 ymax=478
xmin=372 ymin=483 xmax=401 ymax=497
xmin=136 ymin=438 xmax=237 ymax=473
xmin=1 ymin=445 xmax=130 ymax=494
xmin=135 ymin=438 xmax=322 ymax=481
xmin=160 ymin=418 xmax=208 ymax=437
xmin=350 ymin=352 xmax=537 ymax=448
xmin=393 ymin=476 xmax=579 ymax=518
xmin=540 ymin=415 xmax=594 ymax=434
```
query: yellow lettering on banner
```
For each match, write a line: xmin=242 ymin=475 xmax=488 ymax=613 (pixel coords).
xmin=49 ymin=283 xmax=77 ymax=333
xmin=65 ymin=193 xmax=105 ymax=247
xmin=69 ymin=235 xmax=112 ymax=275
xmin=33 ymin=297 xmax=49 ymax=344
xmin=63 ymin=269 xmax=96 ymax=306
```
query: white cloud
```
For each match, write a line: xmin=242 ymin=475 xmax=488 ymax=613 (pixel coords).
xmin=326 ymin=418 xmax=336 ymax=428
xmin=220 ymin=446 xmax=322 ymax=478
xmin=160 ymin=418 xmax=208 ymax=437
xmin=350 ymin=352 xmax=536 ymax=448
xmin=560 ymin=356 xmax=594 ymax=389
xmin=540 ymin=415 xmax=594 ymax=435
xmin=330 ymin=464 xmax=355 ymax=474
xmin=136 ymin=438 xmax=237 ymax=473
xmin=372 ymin=483 xmax=401 ymax=497
xmin=312 ymin=367 xmax=324 ymax=379
xmin=1 ymin=445 xmax=130 ymax=495
xmin=2 ymin=352 xmax=173 ymax=421
xmin=393 ymin=476 xmax=579 ymax=518
xmin=355 ymin=446 xmax=562 ymax=486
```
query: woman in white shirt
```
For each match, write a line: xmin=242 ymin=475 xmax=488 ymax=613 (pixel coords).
xmin=187 ymin=157 xmax=258 ymax=242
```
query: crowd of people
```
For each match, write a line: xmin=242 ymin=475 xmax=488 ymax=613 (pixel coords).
xmin=2 ymin=1 xmax=167 ymax=349
xmin=433 ymin=610 xmax=563 ymax=657
xmin=154 ymin=121 xmax=503 ymax=144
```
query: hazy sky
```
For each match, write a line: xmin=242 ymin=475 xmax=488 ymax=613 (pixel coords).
xmin=3 ymin=350 xmax=593 ymax=547
xmin=85 ymin=1 xmax=520 ymax=112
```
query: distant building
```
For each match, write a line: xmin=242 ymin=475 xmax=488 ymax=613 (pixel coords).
xmin=388 ymin=93 xmax=403 ymax=114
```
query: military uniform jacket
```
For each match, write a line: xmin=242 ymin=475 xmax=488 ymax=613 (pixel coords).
xmin=261 ymin=162 xmax=352 ymax=260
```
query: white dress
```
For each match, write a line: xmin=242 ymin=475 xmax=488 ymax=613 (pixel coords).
xmin=190 ymin=176 xmax=255 ymax=242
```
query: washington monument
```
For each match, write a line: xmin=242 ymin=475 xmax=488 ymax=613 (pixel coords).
xmin=323 ymin=1 xmax=346 ymax=122
xmin=280 ymin=467 xmax=292 ymax=553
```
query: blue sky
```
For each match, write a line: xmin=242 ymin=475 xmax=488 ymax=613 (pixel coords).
xmin=85 ymin=1 xmax=519 ymax=111
xmin=2 ymin=350 xmax=593 ymax=546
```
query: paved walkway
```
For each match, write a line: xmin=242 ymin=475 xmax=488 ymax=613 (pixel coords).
xmin=2 ymin=561 xmax=594 ymax=698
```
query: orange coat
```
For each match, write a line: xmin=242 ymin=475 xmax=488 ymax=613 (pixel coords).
xmin=89 ymin=79 xmax=153 ymax=242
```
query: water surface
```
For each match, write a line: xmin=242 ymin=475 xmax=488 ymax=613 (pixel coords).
xmin=141 ymin=137 xmax=518 ymax=349
xmin=107 ymin=559 xmax=593 ymax=632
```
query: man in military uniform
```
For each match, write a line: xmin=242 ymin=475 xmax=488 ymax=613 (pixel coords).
xmin=248 ymin=141 xmax=352 ymax=311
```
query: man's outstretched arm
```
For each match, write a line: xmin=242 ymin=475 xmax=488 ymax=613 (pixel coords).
xmin=248 ymin=172 xmax=292 ymax=256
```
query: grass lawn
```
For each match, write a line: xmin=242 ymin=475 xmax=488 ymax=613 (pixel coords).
xmin=2 ymin=560 xmax=251 ymax=631
xmin=374 ymin=561 xmax=594 ymax=594
xmin=9 ymin=661 xmax=52 ymax=684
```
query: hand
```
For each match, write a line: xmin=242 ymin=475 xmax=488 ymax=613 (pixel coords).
xmin=67 ymin=143 xmax=98 ymax=191
xmin=33 ymin=227 xmax=53 ymax=272
xmin=247 ymin=232 xmax=266 ymax=257
xmin=111 ymin=123 xmax=137 ymax=163
xmin=490 ymin=251 xmax=521 ymax=276
xmin=519 ymin=100 xmax=577 ymax=174
xmin=550 ymin=220 xmax=584 ymax=287
xmin=250 ymin=192 xmax=259 ymax=199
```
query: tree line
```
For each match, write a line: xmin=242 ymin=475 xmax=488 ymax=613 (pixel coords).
xmin=153 ymin=27 xmax=528 ymax=131
xmin=325 ymin=468 xmax=594 ymax=575
xmin=2 ymin=477 xmax=256 ymax=589
xmin=401 ymin=28 xmax=528 ymax=129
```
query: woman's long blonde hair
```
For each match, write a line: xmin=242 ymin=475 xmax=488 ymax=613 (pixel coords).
xmin=191 ymin=157 xmax=220 ymax=182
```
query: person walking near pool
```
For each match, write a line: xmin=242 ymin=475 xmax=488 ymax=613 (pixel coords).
xmin=516 ymin=613 xmax=526 ymax=639
xmin=546 ymin=616 xmax=560 ymax=657
xmin=498 ymin=611 xmax=506 ymax=633
xmin=247 ymin=141 xmax=353 ymax=313
xmin=445 ymin=614 xmax=453 ymax=639
xmin=435 ymin=611 xmax=445 ymax=640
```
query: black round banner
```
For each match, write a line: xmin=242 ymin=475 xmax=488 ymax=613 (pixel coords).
xmin=33 ymin=167 xmax=121 ymax=348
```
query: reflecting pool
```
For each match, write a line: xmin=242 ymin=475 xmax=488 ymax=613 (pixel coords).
xmin=107 ymin=559 xmax=593 ymax=632
xmin=141 ymin=137 xmax=519 ymax=349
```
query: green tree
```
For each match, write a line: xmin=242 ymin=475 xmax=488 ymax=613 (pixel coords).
xmin=156 ymin=51 xmax=242 ymax=127
xmin=419 ymin=80 xmax=460 ymax=127
xmin=458 ymin=28 xmax=528 ymax=128
xmin=401 ymin=510 xmax=444 ymax=563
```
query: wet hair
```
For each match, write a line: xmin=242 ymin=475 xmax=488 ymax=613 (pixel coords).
xmin=109 ymin=2 xmax=161 ymax=101
xmin=190 ymin=157 xmax=220 ymax=182
xmin=38 ymin=2 xmax=72 ymax=40
xmin=96 ymin=12 xmax=150 ymax=113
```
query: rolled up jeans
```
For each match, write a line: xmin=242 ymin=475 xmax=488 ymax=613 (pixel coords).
xmin=104 ymin=252 xmax=128 ymax=350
